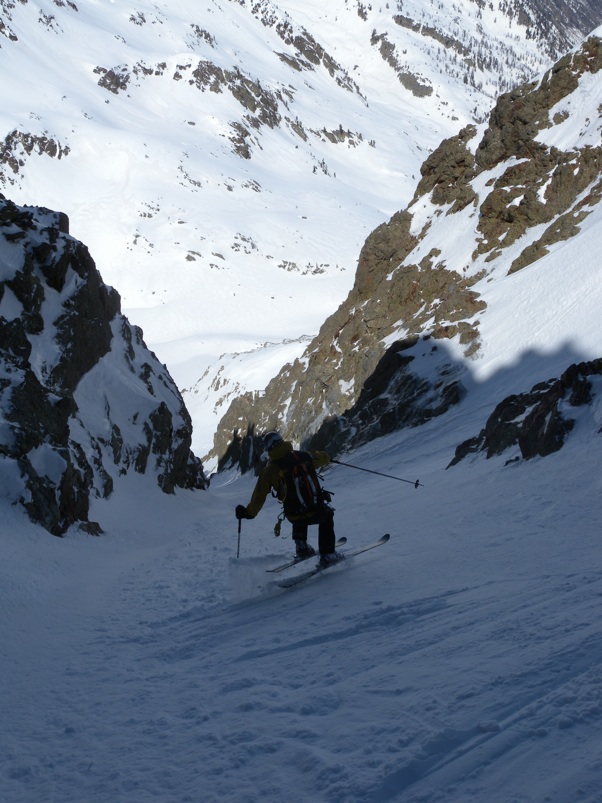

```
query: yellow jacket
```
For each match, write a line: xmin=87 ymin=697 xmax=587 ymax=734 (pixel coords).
xmin=246 ymin=440 xmax=330 ymax=520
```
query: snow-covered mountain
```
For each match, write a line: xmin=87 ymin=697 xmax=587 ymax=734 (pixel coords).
xmin=215 ymin=29 xmax=602 ymax=468
xmin=2 ymin=0 xmax=601 ymax=461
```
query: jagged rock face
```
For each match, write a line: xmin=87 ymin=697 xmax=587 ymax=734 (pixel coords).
xmin=472 ymin=37 xmax=602 ymax=272
xmin=213 ymin=33 xmax=602 ymax=464
xmin=0 ymin=197 xmax=207 ymax=535
xmin=448 ymin=359 xmax=602 ymax=466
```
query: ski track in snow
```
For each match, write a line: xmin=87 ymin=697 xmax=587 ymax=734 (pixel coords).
xmin=3 ymin=426 xmax=602 ymax=802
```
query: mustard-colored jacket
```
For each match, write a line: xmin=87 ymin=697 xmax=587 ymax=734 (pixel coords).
xmin=246 ymin=440 xmax=330 ymax=520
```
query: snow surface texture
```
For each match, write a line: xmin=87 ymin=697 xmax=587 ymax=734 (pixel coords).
xmin=0 ymin=0 xmax=569 ymax=457
xmin=2 ymin=385 xmax=602 ymax=801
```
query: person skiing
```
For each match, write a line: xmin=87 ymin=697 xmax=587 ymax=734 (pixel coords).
xmin=235 ymin=431 xmax=341 ymax=565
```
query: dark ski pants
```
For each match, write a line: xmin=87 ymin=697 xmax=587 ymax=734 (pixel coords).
xmin=290 ymin=505 xmax=336 ymax=555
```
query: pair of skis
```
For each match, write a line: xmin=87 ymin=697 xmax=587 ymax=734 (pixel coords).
xmin=267 ymin=533 xmax=390 ymax=589
xmin=266 ymin=536 xmax=348 ymax=574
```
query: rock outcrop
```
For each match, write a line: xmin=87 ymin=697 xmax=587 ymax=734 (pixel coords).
xmin=448 ymin=359 xmax=602 ymax=466
xmin=0 ymin=196 xmax=207 ymax=535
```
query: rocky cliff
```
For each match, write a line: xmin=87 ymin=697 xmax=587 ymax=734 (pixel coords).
xmin=214 ymin=32 xmax=602 ymax=466
xmin=0 ymin=197 xmax=207 ymax=535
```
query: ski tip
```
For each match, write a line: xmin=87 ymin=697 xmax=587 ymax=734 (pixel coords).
xmin=381 ymin=533 xmax=391 ymax=543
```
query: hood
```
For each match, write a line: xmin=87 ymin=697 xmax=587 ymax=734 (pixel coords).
xmin=269 ymin=440 xmax=293 ymax=460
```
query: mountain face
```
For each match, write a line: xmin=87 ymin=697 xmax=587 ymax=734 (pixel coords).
xmin=214 ymin=31 xmax=602 ymax=466
xmin=0 ymin=197 xmax=207 ymax=535
xmin=2 ymin=1 xmax=601 ymax=462
xmin=519 ymin=0 xmax=602 ymax=56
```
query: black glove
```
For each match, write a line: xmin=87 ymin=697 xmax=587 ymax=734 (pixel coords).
xmin=235 ymin=504 xmax=252 ymax=520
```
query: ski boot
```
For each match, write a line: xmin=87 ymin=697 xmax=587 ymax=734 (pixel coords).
xmin=319 ymin=551 xmax=344 ymax=568
xmin=295 ymin=540 xmax=316 ymax=559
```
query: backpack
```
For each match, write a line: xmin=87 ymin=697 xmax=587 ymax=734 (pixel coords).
xmin=276 ymin=450 xmax=323 ymax=515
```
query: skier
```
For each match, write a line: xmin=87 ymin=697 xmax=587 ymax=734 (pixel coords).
xmin=235 ymin=431 xmax=341 ymax=566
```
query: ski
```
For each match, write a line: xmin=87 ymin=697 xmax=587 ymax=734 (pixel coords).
xmin=267 ymin=537 xmax=347 ymax=573
xmin=277 ymin=533 xmax=390 ymax=589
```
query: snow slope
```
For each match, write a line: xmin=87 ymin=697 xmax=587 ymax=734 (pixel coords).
xmin=2 ymin=349 xmax=602 ymax=801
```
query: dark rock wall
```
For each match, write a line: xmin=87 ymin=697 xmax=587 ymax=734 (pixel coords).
xmin=0 ymin=196 xmax=207 ymax=535
xmin=449 ymin=359 xmax=602 ymax=466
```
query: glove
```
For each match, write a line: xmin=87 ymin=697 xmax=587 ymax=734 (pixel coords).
xmin=235 ymin=504 xmax=252 ymax=520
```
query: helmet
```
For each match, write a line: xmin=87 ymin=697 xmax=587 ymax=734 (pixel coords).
xmin=264 ymin=431 xmax=283 ymax=451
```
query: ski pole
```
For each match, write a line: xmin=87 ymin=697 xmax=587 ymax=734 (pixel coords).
xmin=237 ymin=517 xmax=242 ymax=558
xmin=331 ymin=458 xmax=423 ymax=488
